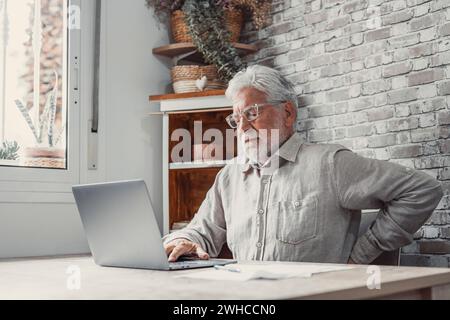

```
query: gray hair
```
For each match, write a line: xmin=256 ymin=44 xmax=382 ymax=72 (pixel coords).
xmin=225 ymin=65 xmax=299 ymax=109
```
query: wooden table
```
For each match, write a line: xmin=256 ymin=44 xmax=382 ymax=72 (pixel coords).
xmin=1 ymin=255 xmax=449 ymax=300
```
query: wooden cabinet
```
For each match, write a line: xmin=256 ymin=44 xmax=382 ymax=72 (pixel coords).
xmin=149 ymin=90 xmax=235 ymax=237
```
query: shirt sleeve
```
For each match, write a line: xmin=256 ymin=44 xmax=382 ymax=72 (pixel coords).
xmin=334 ymin=150 xmax=443 ymax=264
xmin=162 ymin=168 xmax=227 ymax=258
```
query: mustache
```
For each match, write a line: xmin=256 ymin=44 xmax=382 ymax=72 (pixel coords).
xmin=244 ymin=136 xmax=259 ymax=143
xmin=239 ymin=132 xmax=269 ymax=143
xmin=238 ymin=129 xmax=281 ymax=146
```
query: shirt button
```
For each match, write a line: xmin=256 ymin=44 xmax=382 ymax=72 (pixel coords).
xmin=258 ymin=209 xmax=264 ymax=215
xmin=256 ymin=242 xmax=262 ymax=248
xmin=294 ymin=201 xmax=301 ymax=207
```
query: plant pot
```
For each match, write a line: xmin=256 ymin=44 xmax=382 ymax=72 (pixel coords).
xmin=171 ymin=9 xmax=244 ymax=43
xmin=23 ymin=147 xmax=66 ymax=169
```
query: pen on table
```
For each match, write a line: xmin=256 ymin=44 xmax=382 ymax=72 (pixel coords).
xmin=214 ymin=265 xmax=241 ymax=273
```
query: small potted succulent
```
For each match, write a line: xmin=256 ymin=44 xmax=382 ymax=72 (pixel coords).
xmin=15 ymin=71 xmax=66 ymax=169
xmin=0 ymin=141 xmax=20 ymax=166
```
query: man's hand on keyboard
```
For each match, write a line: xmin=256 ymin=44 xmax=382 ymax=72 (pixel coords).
xmin=164 ymin=239 xmax=210 ymax=262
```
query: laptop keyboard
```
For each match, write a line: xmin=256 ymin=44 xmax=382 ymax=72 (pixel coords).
xmin=168 ymin=259 xmax=221 ymax=269
xmin=170 ymin=260 xmax=214 ymax=266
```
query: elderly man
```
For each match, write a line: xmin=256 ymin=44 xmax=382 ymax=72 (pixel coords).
xmin=163 ymin=65 xmax=443 ymax=265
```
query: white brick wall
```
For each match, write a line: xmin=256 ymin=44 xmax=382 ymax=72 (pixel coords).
xmin=241 ymin=0 xmax=450 ymax=267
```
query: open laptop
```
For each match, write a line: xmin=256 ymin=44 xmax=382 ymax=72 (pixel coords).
xmin=72 ymin=179 xmax=236 ymax=270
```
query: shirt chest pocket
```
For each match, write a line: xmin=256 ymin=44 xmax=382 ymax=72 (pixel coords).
xmin=272 ymin=196 xmax=318 ymax=245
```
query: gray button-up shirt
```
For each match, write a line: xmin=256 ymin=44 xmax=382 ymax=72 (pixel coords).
xmin=163 ymin=133 xmax=443 ymax=264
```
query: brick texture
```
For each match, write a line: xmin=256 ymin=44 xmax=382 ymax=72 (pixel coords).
xmin=243 ymin=0 xmax=450 ymax=267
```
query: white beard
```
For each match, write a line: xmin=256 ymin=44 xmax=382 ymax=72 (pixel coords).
xmin=243 ymin=142 xmax=261 ymax=165
xmin=239 ymin=129 xmax=281 ymax=166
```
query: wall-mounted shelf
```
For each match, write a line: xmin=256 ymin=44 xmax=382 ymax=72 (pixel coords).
xmin=150 ymin=90 xmax=232 ymax=113
xmin=150 ymin=89 xmax=226 ymax=102
xmin=152 ymin=42 xmax=257 ymax=64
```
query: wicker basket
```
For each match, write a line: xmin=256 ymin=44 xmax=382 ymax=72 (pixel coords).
xmin=171 ymin=9 xmax=244 ymax=43
xmin=171 ymin=65 xmax=226 ymax=93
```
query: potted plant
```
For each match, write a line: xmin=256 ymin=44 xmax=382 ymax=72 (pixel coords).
xmin=146 ymin=0 xmax=272 ymax=83
xmin=0 ymin=141 xmax=20 ymax=166
xmin=15 ymin=71 xmax=66 ymax=169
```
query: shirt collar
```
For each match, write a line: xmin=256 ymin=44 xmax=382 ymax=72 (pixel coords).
xmin=240 ymin=132 xmax=303 ymax=173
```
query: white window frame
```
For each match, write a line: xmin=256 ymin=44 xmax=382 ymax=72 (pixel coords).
xmin=0 ymin=0 xmax=82 ymax=202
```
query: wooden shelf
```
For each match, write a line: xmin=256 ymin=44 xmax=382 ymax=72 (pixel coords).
xmin=150 ymin=89 xmax=226 ymax=102
xmin=150 ymin=90 xmax=232 ymax=112
xmin=152 ymin=42 xmax=257 ymax=63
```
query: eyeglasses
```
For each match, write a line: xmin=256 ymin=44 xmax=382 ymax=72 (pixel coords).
xmin=225 ymin=102 xmax=283 ymax=129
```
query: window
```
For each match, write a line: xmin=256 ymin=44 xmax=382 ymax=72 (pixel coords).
xmin=0 ymin=0 xmax=68 ymax=169
xmin=0 ymin=0 xmax=79 ymax=187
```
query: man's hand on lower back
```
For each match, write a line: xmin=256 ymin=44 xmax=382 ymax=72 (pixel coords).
xmin=164 ymin=238 xmax=210 ymax=262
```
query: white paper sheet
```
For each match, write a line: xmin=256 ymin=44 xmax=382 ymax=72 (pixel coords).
xmin=175 ymin=263 xmax=355 ymax=281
